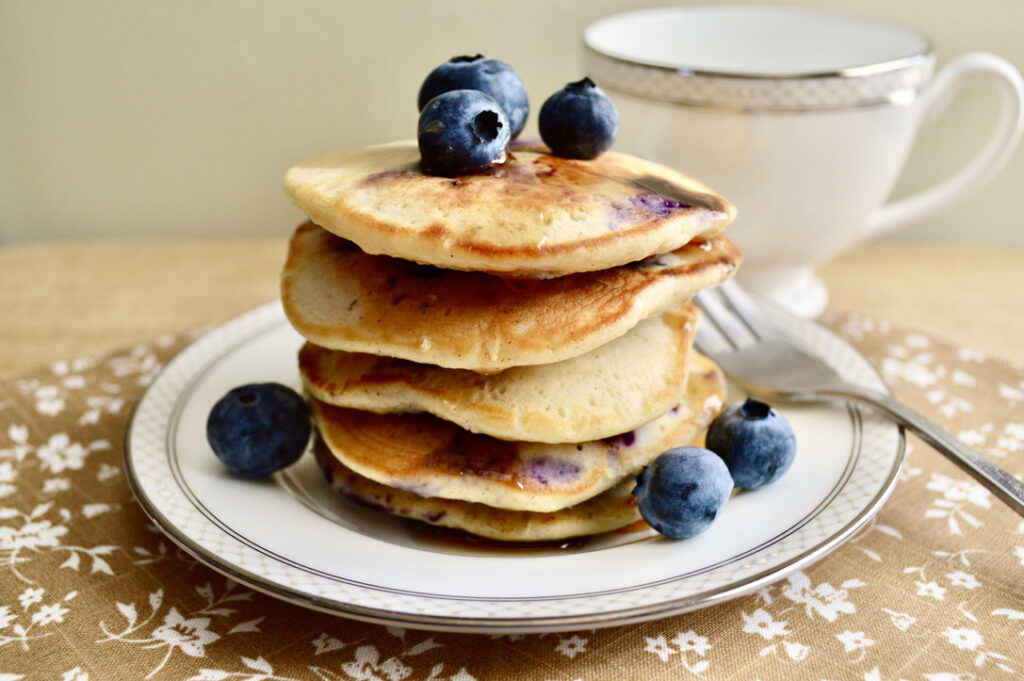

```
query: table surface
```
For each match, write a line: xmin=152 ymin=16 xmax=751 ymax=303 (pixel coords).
xmin=0 ymin=238 xmax=1021 ymax=376
xmin=1 ymin=237 xmax=1022 ymax=679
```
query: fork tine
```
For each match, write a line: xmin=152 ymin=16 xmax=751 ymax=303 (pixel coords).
xmin=693 ymin=291 xmax=733 ymax=352
xmin=700 ymin=283 xmax=1024 ymax=519
xmin=717 ymin=280 xmax=775 ymax=340
xmin=695 ymin=287 xmax=753 ymax=351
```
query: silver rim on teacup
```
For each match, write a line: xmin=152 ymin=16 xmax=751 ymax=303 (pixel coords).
xmin=584 ymin=7 xmax=936 ymax=112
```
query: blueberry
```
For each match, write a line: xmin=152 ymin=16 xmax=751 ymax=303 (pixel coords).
xmin=706 ymin=399 xmax=796 ymax=490
xmin=418 ymin=90 xmax=511 ymax=176
xmin=206 ymin=383 xmax=311 ymax=478
xmin=633 ymin=447 xmax=733 ymax=539
xmin=418 ymin=55 xmax=529 ymax=139
xmin=538 ymin=78 xmax=618 ymax=159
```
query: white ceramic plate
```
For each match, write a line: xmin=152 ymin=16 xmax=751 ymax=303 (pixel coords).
xmin=125 ymin=301 xmax=904 ymax=633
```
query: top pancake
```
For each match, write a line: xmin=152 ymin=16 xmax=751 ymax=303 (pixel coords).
xmin=282 ymin=222 xmax=740 ymax=371
xmin=283 ymin=141 xmax=736 ymax=277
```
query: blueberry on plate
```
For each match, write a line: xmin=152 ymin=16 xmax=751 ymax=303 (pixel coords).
xmin=418 ymin=55 xmax=529 ymax=139
xmin=633 ymin=447 xmax=733 ymax=539
xmin=206 ymin=383 xmax=311 ymax=478
xmin=418 ymin=89 xmax=511 ymax=176
xmin=706 ymin=398 xmax=796 ymax=490
xmin=538 ymin=77 xmax=618 ymax=159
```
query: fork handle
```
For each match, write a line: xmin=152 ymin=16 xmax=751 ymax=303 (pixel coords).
xmin=822 ymin=386 xmax=1024 ymax=518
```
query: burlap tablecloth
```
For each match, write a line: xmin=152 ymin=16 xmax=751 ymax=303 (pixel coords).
xmin=1 ymin=310 xmax=1022 ymax=680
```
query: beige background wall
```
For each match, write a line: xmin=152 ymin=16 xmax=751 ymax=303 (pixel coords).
xmin=2 ymin=0 xmax=1022 ymax=245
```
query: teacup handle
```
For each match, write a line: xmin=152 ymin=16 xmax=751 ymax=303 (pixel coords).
xmin=866 ymin=53 xmax=1024 ymax=236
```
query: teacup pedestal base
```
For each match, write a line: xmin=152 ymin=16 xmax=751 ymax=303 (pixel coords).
xmin=735 ymin=265 xmax=829 ymax=319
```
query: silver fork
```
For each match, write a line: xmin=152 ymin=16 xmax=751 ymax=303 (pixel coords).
xmin=694 ymin=281 xmax=1024 ymax=518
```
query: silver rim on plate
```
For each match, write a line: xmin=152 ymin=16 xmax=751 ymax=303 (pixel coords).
xmin=125 ymin=302 xmax=905 ymax=633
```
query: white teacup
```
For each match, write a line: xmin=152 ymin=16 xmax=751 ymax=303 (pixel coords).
xmin=585 ymin=6 xmax=1024 ymax=317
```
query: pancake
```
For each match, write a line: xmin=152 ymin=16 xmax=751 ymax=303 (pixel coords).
xmin=283 ymin=141 xmax=736 ymax=277
xmin=314 ymin=440 xmax=645 ymax=542
xmin=300 ymin=302 xmax=699 ymax=444
xmin=281 ymin=222 xmax=740 ymax=371
xmin=311 ymin=354 xmax=725 ymax=513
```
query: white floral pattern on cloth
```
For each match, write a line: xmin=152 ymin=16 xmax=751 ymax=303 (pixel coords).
xmin=0 ymin=313 xmax=1021 ymax=680
xmin=96 ymin=582 xmax=264 ymax=679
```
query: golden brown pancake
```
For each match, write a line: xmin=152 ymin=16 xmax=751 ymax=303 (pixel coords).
xmin=300 ymin=302 xmax=699 ymax=444
xmin=281 ymin=222 xmax=740 ymax=371
xmin=283 ymin=141 xmax=736 ymax=277
xmin=311 ymin=354 xmax=725 ymax=513
xmin=314 ymin=439 xmax=645 ymax=542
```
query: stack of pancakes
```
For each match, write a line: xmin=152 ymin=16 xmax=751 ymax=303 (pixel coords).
xmin=280 ymin=141 xmax=741 ymax=542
